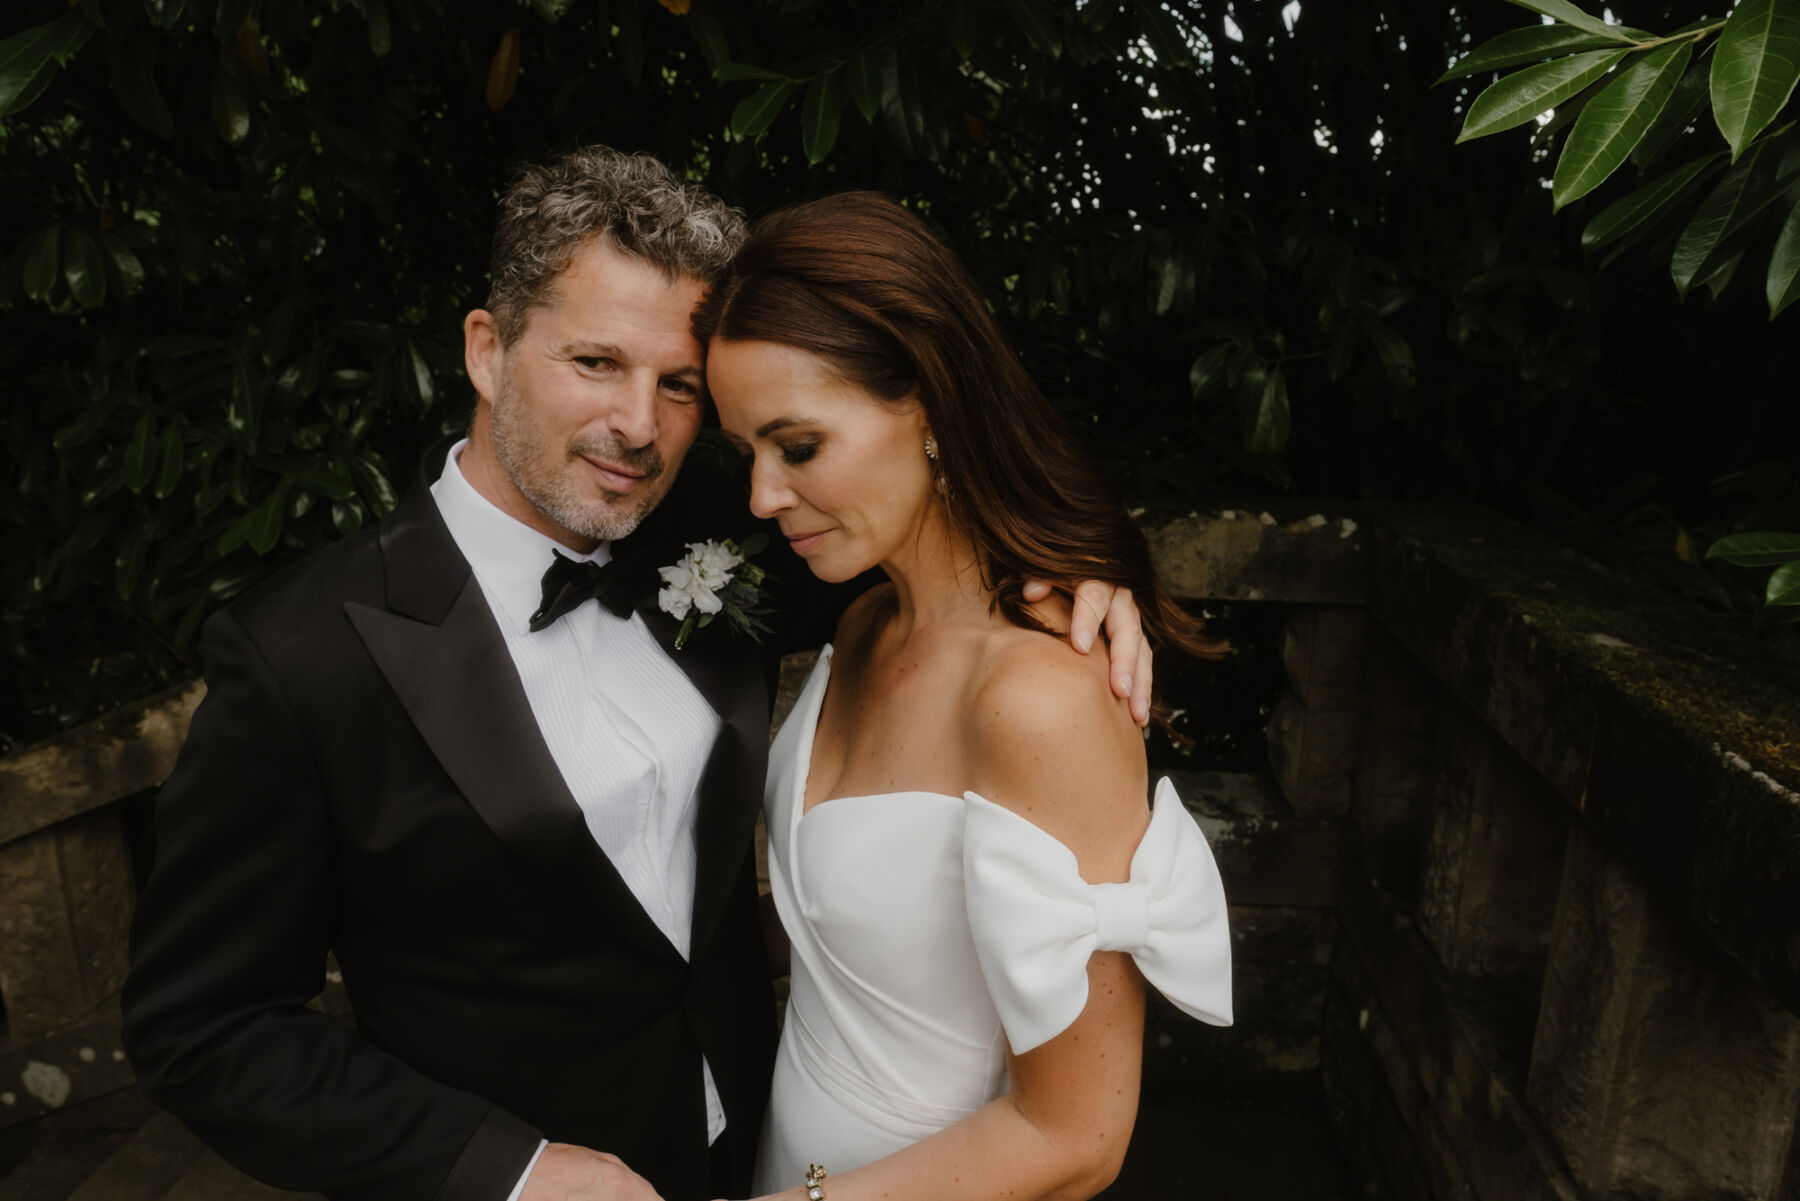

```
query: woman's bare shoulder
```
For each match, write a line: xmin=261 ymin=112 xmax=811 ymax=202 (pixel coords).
xmin=963 ymin=627 xmax=1148 ymax=874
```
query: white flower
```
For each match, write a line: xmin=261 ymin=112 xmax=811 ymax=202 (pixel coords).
xmin=657 ymin=540 xmax=741 ymax=621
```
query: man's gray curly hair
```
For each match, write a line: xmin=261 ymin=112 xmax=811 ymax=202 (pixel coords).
xmin=486 ymin=145 xmax=747 ymax=345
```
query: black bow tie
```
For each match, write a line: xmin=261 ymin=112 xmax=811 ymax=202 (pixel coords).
xmin=528 ymin=550 xmax=650 ymax=632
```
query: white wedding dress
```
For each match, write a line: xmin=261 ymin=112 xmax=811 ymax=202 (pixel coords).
xmin=751 ymin=646 xmax=1235 ymax=1194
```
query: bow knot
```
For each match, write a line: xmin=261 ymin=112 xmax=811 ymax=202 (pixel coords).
xmin=529 ymin=550 xmax=650 ymax=632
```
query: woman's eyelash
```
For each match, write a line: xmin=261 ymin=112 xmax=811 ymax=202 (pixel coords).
xmin=779 ymin=441 xmax=819 ymax=465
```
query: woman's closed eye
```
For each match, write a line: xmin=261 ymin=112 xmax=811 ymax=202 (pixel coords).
xmin=778 ymin=439 xmax=819 ymax=466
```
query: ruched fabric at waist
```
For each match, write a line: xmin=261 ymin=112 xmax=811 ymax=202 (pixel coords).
xmin=784 ymin=1003 xmax=978 ymax=1139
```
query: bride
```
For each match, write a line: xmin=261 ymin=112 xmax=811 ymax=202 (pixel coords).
xmin=697 ymin=192 xmax=1233 ymax=1201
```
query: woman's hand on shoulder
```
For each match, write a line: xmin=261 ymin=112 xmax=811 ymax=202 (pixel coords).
xmin=967 ymin=635 xmax=1150 ymax=884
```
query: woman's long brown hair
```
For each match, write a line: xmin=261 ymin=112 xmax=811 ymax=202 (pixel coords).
xmin=693 ymin=191 xmax=1227 ymax=699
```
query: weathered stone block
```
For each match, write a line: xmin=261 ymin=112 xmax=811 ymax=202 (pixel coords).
xmin=0 ymin=809 xmax=134 ymax=1039
xmin=1266 ymin=694 xmax=1362 ymax=817
xmin=1283 ymin=606 xmax=1366 ymax=710
xmin=1529 ymin=826 xmax=1800 ymax=1200
xmin=1353 ymin=627 xmax=1442 ymax=845
xmin=1416 ymin=706 xmax=1565 ymax=986
xmin=1170 ymin=770 xmax=1344 ymax=908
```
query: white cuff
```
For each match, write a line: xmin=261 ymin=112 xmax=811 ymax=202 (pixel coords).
xmin=503 ymin=1139 xmax=549 ymax=1201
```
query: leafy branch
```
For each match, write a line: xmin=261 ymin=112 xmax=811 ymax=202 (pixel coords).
xmin=1445 ymin=0 xmax=1800 ymax=315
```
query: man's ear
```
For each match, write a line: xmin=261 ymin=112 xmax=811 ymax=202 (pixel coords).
xmin=464 ymin=309 xmax=503 ymax=406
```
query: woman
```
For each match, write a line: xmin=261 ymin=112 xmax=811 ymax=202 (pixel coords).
xmin=697 ymin=192 xmax=1233 ymax=1201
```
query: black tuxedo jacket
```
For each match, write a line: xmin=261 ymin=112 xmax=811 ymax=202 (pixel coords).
xmin=122 ymin=439 xmax=845 ymax=1201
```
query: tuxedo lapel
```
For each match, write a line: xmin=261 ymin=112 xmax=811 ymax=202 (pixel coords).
xmin=635 ymin=601 xmax=770 ymax=957
xmin=349 ymin=445 xmax=682 ymax=964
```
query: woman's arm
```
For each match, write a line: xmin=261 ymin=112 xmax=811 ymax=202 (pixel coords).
xmin=750 ymin=641 xmax=1152 ymax=1201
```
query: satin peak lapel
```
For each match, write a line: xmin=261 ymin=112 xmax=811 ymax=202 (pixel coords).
xmin=637 ymin=600 xmax=771 ymax=958
xmin=347 ymin=581 xmax=682 ymax=963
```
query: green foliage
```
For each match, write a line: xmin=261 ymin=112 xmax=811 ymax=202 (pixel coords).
xmin=3 ymin=0 xmax=1794 ymax=742
xmin=1448 ymin=0 xmax=1800 ymax=315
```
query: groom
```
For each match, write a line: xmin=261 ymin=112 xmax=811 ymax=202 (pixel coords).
xmin=122 ymin=146 xmax=1150 ymax=1201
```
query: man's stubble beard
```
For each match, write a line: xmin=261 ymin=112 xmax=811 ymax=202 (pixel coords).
xmin=489 ymin=369 xmax=671 ymax=543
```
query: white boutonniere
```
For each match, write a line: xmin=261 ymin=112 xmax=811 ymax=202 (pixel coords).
xmin=656 ymin=534 xmax=773 ymax=649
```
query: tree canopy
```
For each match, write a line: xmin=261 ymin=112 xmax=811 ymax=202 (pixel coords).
xmin=2 ymin=0 xmax=1795 ymax=746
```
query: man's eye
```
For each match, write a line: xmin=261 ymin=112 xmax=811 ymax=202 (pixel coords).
xmin=575 ymin=356 xmax=615 ymax=371
xmin=780 ymin=441 xmax=819 ymax=466
xmin=661 ymin=378 xmax=698 ymax=399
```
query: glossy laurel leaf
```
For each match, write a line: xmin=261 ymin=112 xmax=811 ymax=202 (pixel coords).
xmin=730 ymin=80 xmax=794 ymax=138
xmin=1580 ymin=152 xmax=1723 ymax=251
xmin=1501 ymin=0 xmax=1638 ymax=43
xmin=1553 ymin=41 xmax=1691 ymax=209
xmin=1457 ymin=47 xmax=1628 ymax=142
xmin=1438 ymin=23 xmax=1625 ymax=84
xmin=1767 ymin=196 xmax=1800 ymax=315
xmin=1710 ymin=0 xmax=1800 ymax=160
xmin=1706 ymin=531 xmax=1800 ymax=566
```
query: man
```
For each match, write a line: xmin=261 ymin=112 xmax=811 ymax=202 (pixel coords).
xmin=122 ymin=146 xmax=1151 ymax=1201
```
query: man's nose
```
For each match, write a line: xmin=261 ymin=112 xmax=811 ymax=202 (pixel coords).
xmin=609 ymin=373 xmax=660 ymax=449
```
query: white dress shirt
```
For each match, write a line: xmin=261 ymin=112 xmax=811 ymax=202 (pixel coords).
xmin=430 ymin=441 xmax=727 ymax=1197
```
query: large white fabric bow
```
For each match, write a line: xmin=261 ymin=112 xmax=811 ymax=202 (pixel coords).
xmin=962 ymin=777 xmax=1233 ymax=1055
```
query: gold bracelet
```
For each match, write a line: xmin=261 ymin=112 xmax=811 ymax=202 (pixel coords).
xmin=804 ymin=1163 xmax=828 ymax=1200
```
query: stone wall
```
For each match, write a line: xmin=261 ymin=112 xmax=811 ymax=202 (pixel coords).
xmin=1150 ymin=502 xmax=1800 ymax=1201
xmin=4 ymin=500 xmax=1799 ymax=1201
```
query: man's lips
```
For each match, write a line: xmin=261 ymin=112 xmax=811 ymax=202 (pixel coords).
xmin=580 ymin=455 xmax=651 ymax=491
xmin=784 ymin=528 xmax=830 ymax=554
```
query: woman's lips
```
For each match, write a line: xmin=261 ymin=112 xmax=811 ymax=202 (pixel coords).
xmin=785 ymin=529 xmax=829 ymax=554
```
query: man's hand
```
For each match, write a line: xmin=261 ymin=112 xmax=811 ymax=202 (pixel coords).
xmin=520 ymin=1144 xmax=664 ymax=1201
xmin=1022 ymin=580 xmax=1153 ymax=727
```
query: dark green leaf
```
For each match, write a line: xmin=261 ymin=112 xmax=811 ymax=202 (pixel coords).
xmin=21 ymin=225 xmax=61 ymax=302
xmin=1458 ymin=48 xmax=1629 ymax=142
xmin=684 ymin=9 xmax=731 ymax=68
xmin=106 ymin=14 xmax=174 ymax=139
xmin=282 ymin=459 xmax=357 ymax=500
xmin=1768 ymin=560 xmax=1800 ymax=604
xmin=229 ymin=354 xmax=261 ymax=444
xmin=123 ymin=411 xmax=155 ymax=492
xmin=1554 ymin=42 xmax=1691 ymax=209
xmin=0 ymin=23 xmax=57 ymax=117
xmin=847 ymin=48 xmax=880 ymax=123
xmin=1671 ymin=141 xmax=1800 ymax=296
xmin=249 ymin=486 xmax=286 ymax=555
xmin=1632 ymin=61 xmax=1712 ymax=168
xmin=731 ymin=80 xmax=794 ymax=138
xmin=114 ymin=528 xmax=149 ymax=600
xmin=1581 ymin=152 xmax=1724 ymax=250
xmin=1711 ymin=0 xmax=1800 ymax=159
xmin=1502 ymin=0 xmax=1638 ymax=43
xmin=800 ymin=72 xmax=842 ymax=165
xmin=617 ymin=0 xmax=643 ymax=87
xmin=1006 ymin=0 xmax=1063 ymax=58
xmin=107 ymin=240 xmax=145 ymax=299
xmin=406 ymin=341 xmax=434 ymax=406
xmin=366 ymin=0 xmax=391 ymax=57
xmin=63 ymin=226 xmax=108 ymax=308
xmin=1438 ymin=23 xmax=1623 ymax=84
xmin=1248 ymin=368 xmax=1290 ymax=454
xmin=211 ymin=62 xmax=250 ymax=144
xmin=1188 ymin=343 xmax=1233 ymax=399
xmin=153 ymin=426 xmax=184 ymax=499
xmin=1368 ymin=324 xmax=1416 ymax=387
xmin=1768 ymin=196 xmax=1800 ymax=315
xmin=52 ymin=392 xmax=118 ymax=451
xmin=713 ymin=62 xmax=789 ymax=82
xmin=1706 ymin=531 xmax=1800 ymax=565
xmin=947 ymin=6 xmax=977 ymax=60
xmin=352 ymin=454 xmax=400 ymax=517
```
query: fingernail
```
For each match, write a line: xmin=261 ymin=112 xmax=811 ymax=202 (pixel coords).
xmin=1121 ymin=672 xmax=1133 ymax=695
xmin=1077 ymin=630 xmax=1095 ymax=653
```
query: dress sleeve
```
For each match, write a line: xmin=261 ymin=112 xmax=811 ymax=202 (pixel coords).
xmin=961 ymin=777 xmax=1233 ymax=1055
